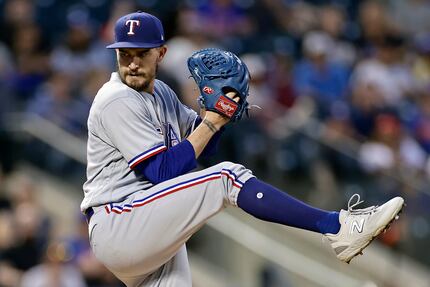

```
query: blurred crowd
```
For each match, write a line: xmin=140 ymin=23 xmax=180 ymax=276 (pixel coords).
xmin=0 ymin=173 xmax=123 ymax=287
xmin=1 ymin=0 xmax=430 ymax=285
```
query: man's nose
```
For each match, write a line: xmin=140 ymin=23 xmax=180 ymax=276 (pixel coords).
xmin=129 ymin=58 xmax=139 ymax=69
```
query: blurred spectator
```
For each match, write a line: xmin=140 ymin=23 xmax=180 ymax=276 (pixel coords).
xmin=9 ymin=23 xmax=50 ymax=103
xmin=405 ymin=92 xmax=430 ymax=153
xmin=8 ymin=203 xmax=46 ymax=268
xmin=412 ymin=33 xmax=430 ymax=90
xmin=67 ymin=214 xmax=122 ymax=286
xmin=0 ymin=209 xmax=20 ymax=287
xmin=319 ymin=4 xmax=357 ymax=67
xmin=350 ymin=33 xmax=416 ymax=108
xmin=246 ymin=0 xmax=284 ymax=37
xmin=8 ymin=174 xmax=51 ymax=251
xmin=50 ymin=16 xmax=112 ymax=84
xmin=66 ymin=69 xmax=110 ymax=137
xmin=292 ymin=31 xmax=350 ymax=118
xmin=389 ymin=0 xmax=430 ymax=36
xmin=284 ymin=1 xmax=318 ymax=40
xmin=194 ymin=0 xmax=254 ymax=43
xmin=0 ymin=175 xmax=50 ymax=286
xmin=348 ymin=68 xmax=386 ymax=138
xmin=20 ymin=240 xmax=86 ymax=287
xmin=0 ymin=0 xmax=36 ymax=47
xmin=241 ymin=53 xmax=280 ymax=124
xmin=26 ymin=73 xmax=76 ymax=129
xmin=358 ymin=111 xmax=427 ymax=177
xmin=25 ymin=73 xmax=86 ymax=174
xmin=268 ymin=53 xmax=296 ymax=110
xmin=356 ymin=1 xmax=392 ymax=52
xmin=242 ymin=53 xmax=271 ymax=104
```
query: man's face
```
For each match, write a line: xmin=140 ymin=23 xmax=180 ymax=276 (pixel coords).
xmin=116 ymin=47 xmax=166 ymax=93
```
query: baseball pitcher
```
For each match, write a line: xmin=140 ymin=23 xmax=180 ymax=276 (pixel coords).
xmin=81 ymin=11 xmax=405 ymax=287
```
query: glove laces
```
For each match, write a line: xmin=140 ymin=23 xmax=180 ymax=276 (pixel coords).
xmin=347 ymin=194 xmax=377 ymax=215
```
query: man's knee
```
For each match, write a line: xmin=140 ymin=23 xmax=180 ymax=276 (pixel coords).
xmin=209 ymin=161 xmax=254 ymax=205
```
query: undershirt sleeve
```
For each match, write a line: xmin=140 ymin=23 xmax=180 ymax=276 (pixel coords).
xmin=134 ymin=139 xmax=197 ymax=184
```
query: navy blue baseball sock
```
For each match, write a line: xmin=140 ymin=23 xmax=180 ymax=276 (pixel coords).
xmin=237 ymin=178 xmax=340 ymax=234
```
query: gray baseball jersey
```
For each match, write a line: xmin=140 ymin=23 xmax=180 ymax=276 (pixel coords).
xmin=81 ymin=72 xmax=197 ymax=212
xmin=82 ymin=72 xmax=254 ymax=286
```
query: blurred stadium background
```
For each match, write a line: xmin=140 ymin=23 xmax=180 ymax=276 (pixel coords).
xmin=0 ymin=0 xmax=430 ymax=286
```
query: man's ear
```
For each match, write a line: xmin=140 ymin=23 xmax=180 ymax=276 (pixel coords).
xmin=157 ymin=45 xmax=167 ymax=63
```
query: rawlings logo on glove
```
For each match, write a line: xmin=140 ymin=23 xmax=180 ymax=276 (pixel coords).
xmin=187 ymin=48 xmax=250 ymax=122
xmin=215 ymin=96 xmax=238 ymax=117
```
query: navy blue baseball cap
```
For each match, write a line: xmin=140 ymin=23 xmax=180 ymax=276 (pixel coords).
xmin=106 ymin=11 xmax=165 ymax=49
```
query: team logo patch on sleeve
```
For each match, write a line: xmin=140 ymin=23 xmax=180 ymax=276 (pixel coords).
xmin=215 ymin=95 xmax=238 ymax=117
xmin=167 ymin=124 xmax=179 ymax=147
xmin=162 ymin=123 xmax=180 ymax=148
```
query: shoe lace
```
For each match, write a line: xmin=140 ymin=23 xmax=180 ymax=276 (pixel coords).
xmin=347 ymin=194 xmax=377 ymax=215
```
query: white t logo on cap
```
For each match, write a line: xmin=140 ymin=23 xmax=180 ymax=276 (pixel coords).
xmin=126 ymin=20 xmax=140 ymax=35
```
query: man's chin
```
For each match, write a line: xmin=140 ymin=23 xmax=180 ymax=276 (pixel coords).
xmin=127 ymin=82 xmax=144 ymax=91
xmin=118 ymin=73 xmax=151 ymax=92
xmin=126 ymin=79 xmax=147 ymax=92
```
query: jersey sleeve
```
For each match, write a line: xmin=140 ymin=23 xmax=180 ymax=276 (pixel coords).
xmin=178 ymin=103 xmax=199 ymax=138
xmin=155 ymin=80 xmax=198 ymax=138
xmin=165 ymin=86 xmax=198 ymax=138
xmin=100 ymin=97 xmax=166 ymax=169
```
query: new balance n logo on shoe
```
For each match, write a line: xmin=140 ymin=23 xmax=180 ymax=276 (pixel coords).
xmin=350 ymin=218 xmax=365 ymax=234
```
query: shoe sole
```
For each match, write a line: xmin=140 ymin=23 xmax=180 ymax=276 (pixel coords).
xmin=344 ymin=200 xmax=405 ymax=264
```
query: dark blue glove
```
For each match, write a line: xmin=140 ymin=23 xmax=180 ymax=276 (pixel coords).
xmin=187 ymin=48 xmax=250 ymax=122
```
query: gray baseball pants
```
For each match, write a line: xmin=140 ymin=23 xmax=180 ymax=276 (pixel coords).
xmin=88 ymin=161 xmax=254 ymax=286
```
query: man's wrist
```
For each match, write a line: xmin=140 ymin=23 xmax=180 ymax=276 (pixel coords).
xmin=202 ymin=119 xmax=219 ymax=133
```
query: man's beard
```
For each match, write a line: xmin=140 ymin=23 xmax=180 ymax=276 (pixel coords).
xmin=126 ymin=76 xmax=151 ymax=92
xmin=118 ymin=65 xmax=158 ymax=93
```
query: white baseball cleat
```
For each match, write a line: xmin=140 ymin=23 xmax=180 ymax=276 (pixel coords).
xmin=325 ymin=194 xmax=404 ymax=263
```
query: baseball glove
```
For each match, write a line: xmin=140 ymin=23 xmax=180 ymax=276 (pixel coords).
xmin=187 ymin=48 xmax=250 ymax=122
